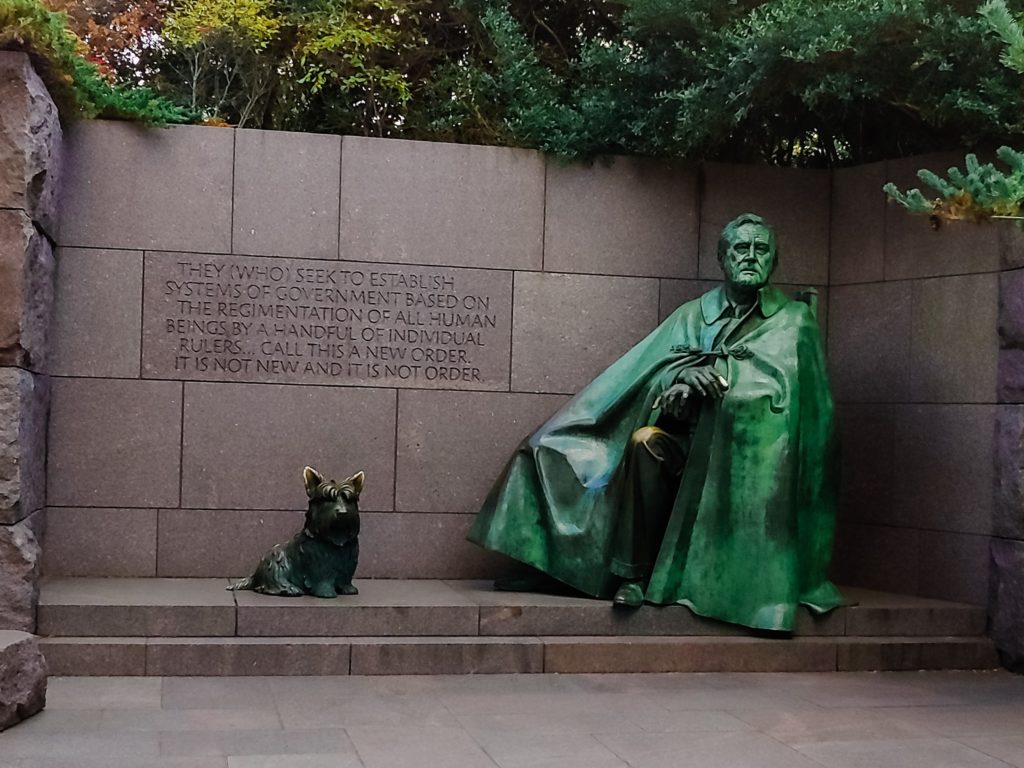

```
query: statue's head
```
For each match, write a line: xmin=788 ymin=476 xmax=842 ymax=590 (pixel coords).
xmin=302 ymin=466 xmax=363 ymax=540
xmin=717 ymin=213 xmax=777 ymax=291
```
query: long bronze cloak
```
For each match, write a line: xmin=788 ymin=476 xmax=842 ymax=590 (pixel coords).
xmin=467 ymin=285 xmax=843 ymax=631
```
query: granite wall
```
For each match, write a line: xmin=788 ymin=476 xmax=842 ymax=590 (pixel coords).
xmin=43 ymin=122 xmax=1005 ymax=617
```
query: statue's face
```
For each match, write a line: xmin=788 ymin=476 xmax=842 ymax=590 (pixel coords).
xmin=720 ymin=223 xmax=776 ymax=289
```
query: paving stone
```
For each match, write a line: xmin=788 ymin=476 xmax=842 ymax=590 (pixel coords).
xmin=395 ymin=390 xmax=568 ymax=514
xmin=0 ymin=368 xmax=48 ymax=525
xmin=58 ymin=121 xmax=233 ymax=252
xmin=158 ymin=508 xmax=304 ymax=577
xmin=0 ymin=630 xmax=47 ymax=731
xmin=910 ymin=273 xmax=998 ymax=403
xmin=891 ymin=405 xmax=996 ymax=537
xmin=511 ymin=271 xmax=660 ymax=393
xmin=46 ymin=676 xmax=160 ymax=710
xmin=233 ymin=129 xmax=341 ymax=259
xmin=731 ymin=706 xmax=932 ymax=745
xmin=158 ymin=726 xmax=357 ymax=757
xmin=49 ymin=248 xmax=143 ymax=377
xmin=544 ymin=156 xmax=698 ymax=278
xmin=699 ymin=163 xmax=831 ymax=285
xmin=43 ymin=508 xmax=157 ymax=578
xmin=340 ymin=136 xmax=544 ymax=270
xmin=836 ymin=637 xmax=999 ymax=672
xmin=0 ymin=52 xmax=62 ymax=233
xmin=830 ymin=161 xmax=887 ymax=285
xmin=345 ymin=724 xmax=499 ymax=768
xmin=884 ymin=153 xmax=1001 ymax=280
xmin=595 ymin=729 xmax=826 ymax=768
xmin=0 ymin=209 xmax=54 ymax=371
xmin=991 ymin=538 xmax=1024 ymax=671
xmin=38 ymin=637 xmax=147 ymax=676
xmin=795 ymin=736 xmax=1008 ymax=768
xmin=47 ymin=378 xmax=182 ymax=508
xmin=350 ymin=637 xmax=543 ymax=675
xmin=828 ymin=282 xmax=912 ymax=403
xmin=235 ymin=579 xmax=479 ymax=637
xmin=180 ymin=382 xmax=396 ymax=511
xmin=37 ymin=578 xmax=234 ymax=637
xmin=147 ymin=637 xmax=352 ymax=676
xmin=542 ymin=637 xmax=838 ymax=674
xmin=0 ymin=509 xmax=42 ymax=631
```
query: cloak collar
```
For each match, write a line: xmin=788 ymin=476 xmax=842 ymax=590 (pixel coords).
xmin=700 ymin=284 xmax=788 ymax=325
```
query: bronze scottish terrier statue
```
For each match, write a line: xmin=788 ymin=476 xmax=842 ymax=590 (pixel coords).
xmin=228 ymin=467 xmax=363 ymax=597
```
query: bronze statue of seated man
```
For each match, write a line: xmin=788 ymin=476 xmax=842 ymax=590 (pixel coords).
xmin=468 ymin=213 xmax=843 ymax=632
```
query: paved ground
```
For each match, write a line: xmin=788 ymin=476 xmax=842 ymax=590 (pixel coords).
xmin=2 ymin=671 xmax=1024 ymax=767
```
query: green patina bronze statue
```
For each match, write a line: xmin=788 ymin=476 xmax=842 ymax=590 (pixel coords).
xmin=229 ymin=467 xmax=363 ymax=597
xmin=468 ymin=213 xmax=843 ymax=631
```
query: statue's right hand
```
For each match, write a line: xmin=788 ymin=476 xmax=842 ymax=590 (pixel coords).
xmin=654 ymin=383 xmax=694 ymax=418
xmin=677 ymin=365 xmax=729 ymax=399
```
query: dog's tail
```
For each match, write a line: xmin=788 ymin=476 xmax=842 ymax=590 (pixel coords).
xmin=226 ymin=575 xmax=255 ymax=591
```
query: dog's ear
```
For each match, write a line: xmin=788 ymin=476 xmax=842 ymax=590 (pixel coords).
xmin=346 ymin=471 xmax=365 ymax=497
xmin=303 ymin=466 xmax=324 ymax=497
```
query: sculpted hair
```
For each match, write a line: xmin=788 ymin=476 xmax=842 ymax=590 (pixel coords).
xmin=717 ymin=213 xmax=780 ymax=264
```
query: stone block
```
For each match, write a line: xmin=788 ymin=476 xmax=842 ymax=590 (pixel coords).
xmin=395 ymin=390 xmax=568 ymax=513
xmin=0 ymin=509 xmax=42 ymax=631
xmin=235 ymin=580 xmax=478 ymax=637
xmin=39 ymin=637 xmax=146 ymax=676
xmin=830 ymin=161 xmax=887 ymax=285
xmin=843 ymin=588 xmax=986 ymax=636
xmin=542 ymin=636 xmax=837 ymax=674
xmin=698 ymin=163 xmax=831 ymax=285
xmin=233 ymin=129 xmax=341 ymax=259
xmin=340 ymin=136 xmax=544 ymax=270
xmin=181 ymin=382 xmax=396 ymax=511
xmin=884 ymin=154 xmax=1000 ymax=279
xmin=0 ymin=52 xmax=62 ymax=233
xmin=998 ymin=223 xmax=1024 ymax=269
xmin=831 ymin=522 xmax=919 ymax=595
xmin=891 ymin=405 xmax=995 ymax=536
xmin=158 ymin=508 xmax=303 ymax=577
xmin=350 ymin=637 xmax=543 ymax=675
xmin=836 ymin=404 xmax=895 ymax=525
xmin=827 ymin=282 xmax=912 ymax=403
xmin=658 ymin=279 xmax=718 ymax=322
xmin=141 ymin=251 xmax=513 ymax=392
xmin=916 ymin=530 xmax=991 ymax=606
xmin=0 ymin=210 xmax=54 ymax=371
xmin=990 ymin=537 xmax=1024 ymax=671
xmin=999 ymin=268 xmax=1024 ymax=349
xmin=43 ymin=508 xmax=156 ymax=577
xmin=544 ymin=157 xmax=698 ymax=278
xmin=836 ymin=637 xmax=998 ymax=671
xmin=37 ymin=578 xmax=234 ymax=637
xmin=357 ymin=512 xmax=513 ymax=579
xmin=995 ymin=405 xmax=1024 ymax=540
xmin=999 ymin=348 xmax=1024 ymax=403
xmin=147 ymin=637 xmax=351 ymax=676
xmin=58 ymin=121 xmax=232 ymax=253
xmin=910 ymin=273 xmax=998 ymax=403
xmin=49 ymin=248 xmax=142 ymax=377
xmin=511 ymin=272 xmax=659 ymax=393
xmin=0 ymin=368 xmax=48 ymax=524
xmin=0 ymin=630 xmax=47 ymax=731
xmin=47 ymin=378 xmax=182 ymax=508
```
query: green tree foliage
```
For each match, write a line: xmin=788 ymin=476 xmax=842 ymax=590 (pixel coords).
xmin=0 ymin=0 xmax=194 ymax=122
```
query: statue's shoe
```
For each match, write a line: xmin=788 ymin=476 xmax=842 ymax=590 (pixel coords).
xmin=612 ymin=580 xmax=644 ymax=608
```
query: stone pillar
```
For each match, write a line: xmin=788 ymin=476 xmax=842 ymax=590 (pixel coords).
xmin=0 ymin=51 xmax=60 ymax=729
xmin=993 ymin=243 xmax=1024 ymax=671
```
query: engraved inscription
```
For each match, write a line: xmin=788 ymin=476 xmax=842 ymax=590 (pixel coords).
xmin=142 ymin=252 xmax=512 ymax=390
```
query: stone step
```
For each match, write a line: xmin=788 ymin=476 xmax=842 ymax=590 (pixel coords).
xmin=37 ymin=578 xmax=988 ymax=639
xmin=38 ymin=634 xmax=999 ymax=676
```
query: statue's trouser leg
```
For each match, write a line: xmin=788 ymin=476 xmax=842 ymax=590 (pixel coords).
xmin=610 ymin=426 xmax=687 ymax=582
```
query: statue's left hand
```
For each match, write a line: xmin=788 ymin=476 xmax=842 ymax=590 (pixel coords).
xmin=654 ymin=383 xmax=694 ymax=419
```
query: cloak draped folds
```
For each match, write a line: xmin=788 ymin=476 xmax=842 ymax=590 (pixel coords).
xmin=467 ymin=285 xmax=843 ymax=632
